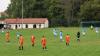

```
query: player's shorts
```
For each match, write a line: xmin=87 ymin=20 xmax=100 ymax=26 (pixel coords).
xmin=20 ymin=42 xmax=23 ymax=46
xmin=32 ymin=41 xmax=35 ymax=44
xmin=42 ymin=43 xmax=46 ymax=47
xmin=66 ymin=40 xmax=70 ymax=43
xmin=6 ymin=37 xmax=9 ymax=40
xmin=54 ymin=33 xmax=57 ymax=36
xmin=60 ymin=36 xmax=62 ymax=39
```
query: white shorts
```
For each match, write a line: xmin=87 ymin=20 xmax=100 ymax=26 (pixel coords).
xmin=60 ymin=36 xmax=62 ymax=39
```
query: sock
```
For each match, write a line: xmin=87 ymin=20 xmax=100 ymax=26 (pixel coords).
xmin=19 ymin=46 xmax=21 ymax=50
xmin=22 ymin=46 xmax=23 ymax=50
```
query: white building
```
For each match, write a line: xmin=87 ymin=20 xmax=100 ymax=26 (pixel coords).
xmin=0 ymin=18 xmax=49 ymax=29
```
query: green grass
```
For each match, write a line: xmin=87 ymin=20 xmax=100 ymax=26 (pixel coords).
xmin=0 ymin=27 xmax=100 ymax=56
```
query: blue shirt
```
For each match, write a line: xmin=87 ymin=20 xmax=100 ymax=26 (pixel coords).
xmin=60 ymin=32 xmax=62 ymax=36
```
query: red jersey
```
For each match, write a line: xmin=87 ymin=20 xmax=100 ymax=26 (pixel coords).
xmin=6 ymin=32 xmax=10 ymax=38
xmin=41 ymin=38 xmax=46 ymax=45
xmin=31 ymin=35 xmax=35 ymax=43
xmin=5 ymin=32 xmax=10 ymax=42
xmin=66 ymin=35 xmax=70 ymax=43
xmin=19 ymin=36 xmax=24 ymax=45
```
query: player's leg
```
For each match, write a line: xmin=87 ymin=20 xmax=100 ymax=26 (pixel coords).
xmin=21 ymin=43 xmax=24 ymax=50
xmin=66 ymin=42 xmax=67 ymax=46
xmin=7 ymin=37 xmax=9 ymax=42
xmin=60 ymin=36 xmax=62 ymax=42
xmin=77 ymin=36 xmax=80 ymax=42
xmin=42 ymin=44 xmax=44 ymax=50
xmin=19 ymin=45 xmax=21 ymax=50
xmin=32 ymin=43 xmax=34 ymax=47
xmin=8 ymin=37 xmax=10 ymax=42
xmin=54 ymin=34 xmax=55 ymax=38
xmin=44 ymin=44 xmax=46 ymax=49
xmin=77 ymin=37 xmax=79 ymax=41
xmin=22 ymin=46 xmax=23 ymax=50
xmin=66 ymin=42 xmax=69 ymax=46
xmin=68 ymin=42 xmax=69 ymax=45
xmin=43 ymin=44 xmax=46 ymax=50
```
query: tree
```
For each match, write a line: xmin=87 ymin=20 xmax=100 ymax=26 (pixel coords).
xmin=79 ymin=0 xmax=100 ymax=20
xmin=7 ymin=0 xmax=98 ymax=27
xmin=48 ymin=0 xmax=64 ymax=19
xmin=6 ymin=0 xmax=47 ymax=18
xmin=6 ymin=0 xmax=22 ymax=18
xmin=47 ymin=0 xmax=65 ymax=26
xmin=63 ymin=0 xmax=87 ymax=26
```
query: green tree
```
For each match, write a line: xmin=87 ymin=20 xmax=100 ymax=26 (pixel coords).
xmin=48 ymin=0 xmax=64 ymax=19
xmin=79 ymin=0 xmax=100 ymax=20
xmin=7 ymin=0 xmax=96 ymax=27
xmin=6 ymin=0 xmax=47 ymax=18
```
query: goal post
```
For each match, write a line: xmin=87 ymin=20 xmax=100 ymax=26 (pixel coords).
xmin=80 ymin=21 xmax=100 ymax=27
xmin=80 ymin=21 xmax=100 ymax=36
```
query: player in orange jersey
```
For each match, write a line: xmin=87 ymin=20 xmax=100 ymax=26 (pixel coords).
xmin=65 ymin=34 xmax=70 ymax=46
xmin=5 ymin=31 xmax=10 ymax=42
xmin=31 ymin=35 xmax=35 ymax=47
xmin=41 ymin=36 xmax=47 ymax=50
xmin=19 ymin=35 xmax=24 ymax=50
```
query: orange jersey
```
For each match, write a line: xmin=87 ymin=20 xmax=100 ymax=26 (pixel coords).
xmin=41 ymin=38 xmax=46 ymax=45
xmin=31 ymin=35 xmax=35 ymax=43
xmin=6 ymin=32 xmax=10 ymax=38
xmin=5 ymin=32 xmax=10 ymax=41
xmin=19 ymin=36 xmax=24 ymax=45
xmin=66 ymin=35 xmax=70 ymax=43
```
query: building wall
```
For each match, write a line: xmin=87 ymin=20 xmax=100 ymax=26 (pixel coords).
xmin=9 ymin=24 xmax=23 ymax=29
xmin=45 ymin=20 xmax=49 ymax=28
xmin=28 ymin=24 xmax=34 ymax=28
xmin=7 ymin=21 xmax=49 ymax=29
xmin=16 ymin=24 xmax=22 ymax=29
xmin=40 ymin=24 xmax=44 ymax=28
xmin=22 ymin=24 xmax=26 ymax=29
xmin=0 ymin=21 xmax=5 ymax=24
xmin=36 ymin=24 xmax=39 ymax=28
xmin=10 ymin=24 xmax=15 ymax=29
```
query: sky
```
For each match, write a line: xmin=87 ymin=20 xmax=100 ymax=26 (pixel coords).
xmin=0 ymin=0 xmax=11 ymax=12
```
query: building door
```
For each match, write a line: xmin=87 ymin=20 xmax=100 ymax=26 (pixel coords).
xmin=15 ymin=25 xmax=17 ymax=29
xmin=0 ymin=24 xmax=4 ymax=29
xmin=26 ymin=24 xmax=28 ymax=28
xmin=33 ymin=24 xmax=36 ymax=28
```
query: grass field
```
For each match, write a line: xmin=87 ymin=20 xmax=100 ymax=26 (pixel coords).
xmin=0 ymin=27 xmax=100 ymax=56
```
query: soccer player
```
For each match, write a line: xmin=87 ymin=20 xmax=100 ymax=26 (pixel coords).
xmin=65 ymin=34 xmax=70 ymax=46
xmin=16 ymin=32 xmax=20 ymax=39
xmin=5 ymin=31 xmax=10 ymax=42
xmin=53 ymin=28 xmax=57 ymax=38
xmin=1 ymin=28 xmax=4 ymax=33
xmin=41 ymin=36 xmax=47 ymax=50
xmin=90 ymin=25 xmax=93 ymax=30
xmin=95 ymin=27 xmax=99 ymax=37
xmin=82 ymin=28 xmax=86 ymax=36
xmin=82 ymin=31 xmax=86 ymax=36
xmin=31 ymin=35 xmax=35 ymax=47
xmin=77 ymin=31 xmax=80 ymax=42
xmin=19 ymin=35 xmax=24 ymax=50
xmin=60 ymin=31 xmax=63 ymax=42
xmin=95 ymin=27 xmax=99 ymax=33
